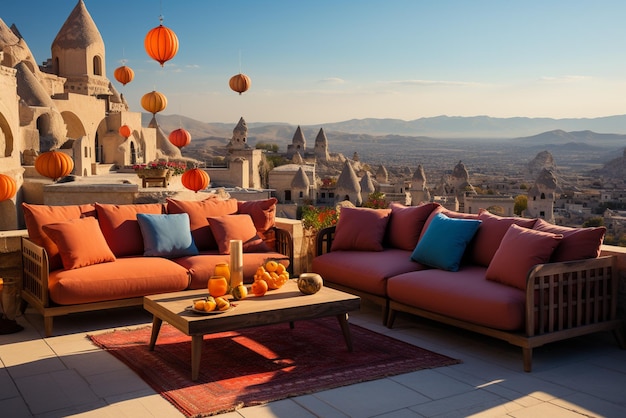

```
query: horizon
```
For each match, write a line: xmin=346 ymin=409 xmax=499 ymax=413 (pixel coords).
xmin=3 ymin=1 xmax=626 ymax=125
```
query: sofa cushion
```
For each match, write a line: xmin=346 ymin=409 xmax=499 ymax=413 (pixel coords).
xmin=173 ymin=251 xmax=289 ymax=289
xmin=532 ymin=218 xmax=605 ymax=262
xmin=419 ymin=206 xmax=479 ymax=242
xmin=330 ymin=207 xmax=392 ymax=252
xmin=207 ymin=214 xmax=270 ymax=254
xmin=22 ymin=203 xmax=96 ymax=271
xmin=48 ymin=257 xmax=190 ymax=305
xmin=166 ymin=197 xmax=238 ymax=251
xmin=237 ymin=198 xmax=278 ymax=233
xmin=468 ymin=210 xmax=537 ymax=267
xmin=411 ymin=213 xmax=481 ymax=272
xmin=42 ymin=217 xmax=116 ymax=270
xmin=95 ymin=203 xmax=164 ymax=257
xmin=387 ymin=266 xmax=526 ymax=331
xmin=386 ymin=202 xmax=439 ymax=251
xmin=312 ymin=249 xmax=427 ymax=297
xmin=137 ymin=213 xmax=199 ymax=258
xmin=486 ymin=224 xmax=562 ymax=290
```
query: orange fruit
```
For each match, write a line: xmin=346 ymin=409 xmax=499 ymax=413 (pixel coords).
xmin=251 ymin=279 xmax=268 ymax=297
xmin=203 ymin=298 xmax=217 ymax=312
xmin=193 ymin=299 xmax=205 ymax=311
xmin=215 ymin=297 xmax=230 ymax=311
xmin=276 ymin=263 xmax=286 ymax=274
xmin=265 ymin=260 xmax=279 ymax=272
xmin=231 ymin=284 xmax=248 ymax=300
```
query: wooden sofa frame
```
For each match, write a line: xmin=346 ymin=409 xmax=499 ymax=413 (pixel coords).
xmin=22 ymin=227 xmax=293 ymax=337
xmin=316 ymin=225 xmax=625 ymax=372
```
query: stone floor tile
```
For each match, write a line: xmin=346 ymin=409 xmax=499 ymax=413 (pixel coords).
xmin=313 ymin=378 xmax=431 ymax=417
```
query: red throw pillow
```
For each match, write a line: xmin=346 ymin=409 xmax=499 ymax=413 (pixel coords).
xmin=533 ymin=218 xmax=606 ymax=262
xmin=166 ymin=197 xmax=238 ymax=250
xmin=386 ymin=202 xmax=439 ymax=251
xmin=486 ymin=224 xmax=563 ymax=290
xmin=95 ymin=203 xmax=164 ymax=257
xmin=42 ymin=217 xmax=116 ymax=270
xmin=237 ymin=198 xmax=278 ymax=233
xmin=468 ymin=210 xmax=537 ymax=267
xmin=22 ymin=203 xmax=96 ymax=271
xmin=207 ymin=214 xmax=270 ymax=254
xmin=330 ymin=207 xmax=392 ymax=252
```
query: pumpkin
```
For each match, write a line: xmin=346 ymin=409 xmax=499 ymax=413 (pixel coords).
xmin=144 ymin=23 xmax=179 ymax=67
xmin=298 ymin=273 xmax=323 ymax=295
xmin=113 ymin=65 xmax=134 ymax=85
xmin=231 ymin=284 xmax=248 ymax=300
xmin=141 ymin=90 xmax=168 ymax=114
xmin=0 ymin=174 xmax=17 ymax=201
xmin=229 ymin=73 xmax=251 ymax=95
xmin=35 ymin=150 xmax=74 ymax=181
xmin=251 ymin=279 xmax=268 ymax=297
xmin=181 ymin=168 xmax=210 ymax=193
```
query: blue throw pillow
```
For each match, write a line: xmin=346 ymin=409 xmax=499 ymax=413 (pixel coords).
xmin=137 ymin=213 xmax=199 ymax=258
xmin=411 ymin=213 xmax=481 ymax=272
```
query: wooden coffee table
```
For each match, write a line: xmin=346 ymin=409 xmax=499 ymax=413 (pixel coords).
xmin=143 ymin=279 xmax=361 ymax=380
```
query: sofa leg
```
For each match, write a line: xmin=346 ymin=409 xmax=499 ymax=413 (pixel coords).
xmin=522 ymin=347 xmax=532 ymax=372
xmin=44 ymin=317 xmax=54 ymax=338
xmin=387 ymin=309 xmax=396 ymax=329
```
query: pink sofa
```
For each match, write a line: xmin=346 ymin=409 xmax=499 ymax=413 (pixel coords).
xmin=313 ymin=203 xmax=625 ymax=371
xmin=21 ymin=197 xmax=292 ymax=336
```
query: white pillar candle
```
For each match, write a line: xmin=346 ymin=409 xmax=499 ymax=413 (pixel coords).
xmin=229 ymin=240 xmax=243 ymax=288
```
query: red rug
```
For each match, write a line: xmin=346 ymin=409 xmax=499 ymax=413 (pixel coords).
xmin=89 ymin=318 xmax=460 ymax=416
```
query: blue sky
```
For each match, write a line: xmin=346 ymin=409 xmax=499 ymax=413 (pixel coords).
xmin=3 ymin=0 xmax=626 ymax=124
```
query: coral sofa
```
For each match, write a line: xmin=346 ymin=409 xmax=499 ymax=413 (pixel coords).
xmin=21 ymin=197 xmax=293 ymax=336
xmin=313 ymin=203 xmax=625 ymax=371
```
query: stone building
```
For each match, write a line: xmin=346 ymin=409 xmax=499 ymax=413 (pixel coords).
xmin=526 ymin=168 xmax=558 ymax=222
xmin=335 ymin=160 xmax=362 ymax=206
xmin=313 ymin=128 xmax=330 ymax=161
xmin=409 ymin=164 xmax=430 ymax=205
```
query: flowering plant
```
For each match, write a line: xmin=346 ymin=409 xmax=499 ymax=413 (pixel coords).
xmin=133 ymin=160 xmax=187 ymax=176
xmin=300 ymin=205 xmax=339 ymax=231
xmin=362 ymin=191 xmax=388 ymax=209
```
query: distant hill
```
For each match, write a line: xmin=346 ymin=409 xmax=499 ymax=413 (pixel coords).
xmin=512 ymin=130 xmax=626 ymax=147
xmin=146 ymin=113 xmax=626 ymax=140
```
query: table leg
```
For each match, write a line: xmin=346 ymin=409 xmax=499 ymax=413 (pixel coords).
xmin=148 ymin=316 xmax=163 ymax=351
xmin=191 ymin=335 xmax=203 ymax=381
xmin=336 ymin=313 xmax=353 ymax=352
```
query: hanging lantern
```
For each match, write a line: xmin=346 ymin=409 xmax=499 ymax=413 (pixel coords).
xmin=34 ymin=150 xmax=74 ymax=181
xmin=182 ymin=168 xmax=210 ymax=193
xmin=113 ymin=65 xmax=134 ymax=85
xmin=0 ymin=174 xmax=17 ymax=202
xmin=229 ymin=73 xmax=251 ymax=95
xmin=144 ymin=17 xmax=179 ymax=67
xmin=141 ymin=90 xmax=167 ymax=114
xmin=119 ymin=125 xmax=132 ymax=139
xmin=169 ymin=128 xmax=191 ymax=148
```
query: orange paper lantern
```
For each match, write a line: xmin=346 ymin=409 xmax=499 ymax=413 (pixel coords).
xmin=0 ymin=174 xmax=17 ymax=201
xmin=113 ymin=65 xmax=134 ymax=85
xmin=144 ymin=22 xmax=179 ymax=67
xmin=141 ymin=91 xmax=167 ymax=114
xmin=169 ymin=128 xmax=191 ymax=148
xmin=229 ymin=73 xmax=251 ymax=95
xmin=119 ymin=125 xmax=131 ymax=139
xmin=181 ymin=168 xmax=210 ymax=193
xmin=35 ymin=150 xmax=74 ymax=181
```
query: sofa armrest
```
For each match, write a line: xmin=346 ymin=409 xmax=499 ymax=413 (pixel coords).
xmin=525 ymin=255 xmax=619 ymax=337
xmin=21 ymin=237 xmax=51 ymax=308
xmin=315 ymin=226 xmax=336 ymax=256
xmin=273 ymin=227 xmax=294 ymax=275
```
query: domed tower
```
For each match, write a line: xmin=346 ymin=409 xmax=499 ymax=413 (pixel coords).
xmin=228 ymin=117 xmax=248 ymax=150
xmin=286 ymin=126 xmax=306 ymax=158
xmin=314 ymin=128 xmax=329 ymax=161
xmin=526 ymin=168 xmax=558 ymax=223
xmin=410 ymin=164 xmax=431 ymax=205
xmin=359 ymin=171 xmax=376 ymax=203
xmin=375 ymin=165 xmax=388 ymax=184
xmin=335 ymin=160 xmax=362 ymax=206
xmin=290 ymin=166 xmax=310 ymax=203
xmin=51 ymin=0 xmax=109 ymax=96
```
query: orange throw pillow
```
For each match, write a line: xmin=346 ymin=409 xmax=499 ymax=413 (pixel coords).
xmin=42 ymin=217 xmax=115 ymax=270
xmin=237 ymin=198 xmax=278 ymax=233
xmin=22 ymin=203 xmax=96 ymax=271
xmin=95 ymin=203 xmax=164 ymax=257
xmin=207 ymin=214 xmax=270 ymax=254
xmin=486 ymin=224 xmax=562 ymax=290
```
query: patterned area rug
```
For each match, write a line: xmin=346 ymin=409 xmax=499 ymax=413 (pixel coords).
xmin=89 ymin=318 xmax=460 ymax=417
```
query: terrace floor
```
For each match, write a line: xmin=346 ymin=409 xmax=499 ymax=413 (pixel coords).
xmin=1 ymin=300 xmax=625 ymax=417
